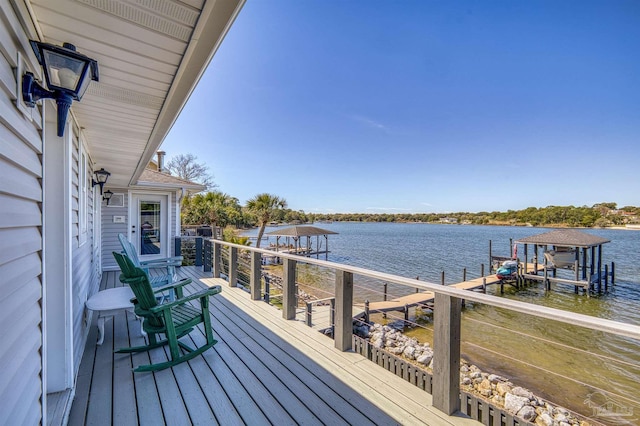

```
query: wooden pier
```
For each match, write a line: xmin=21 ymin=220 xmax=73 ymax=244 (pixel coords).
xmin=362 ymin=263 xmax=545 ymax=315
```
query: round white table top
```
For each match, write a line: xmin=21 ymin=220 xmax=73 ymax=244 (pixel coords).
xmin=86 ymin=287 xmax=135 ymax=311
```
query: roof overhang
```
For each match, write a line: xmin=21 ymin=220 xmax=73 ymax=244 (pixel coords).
xmin=515 ymin=229 xmax=610 ymax=248
xmin=23 ymin=0 xmax=245 ymax=187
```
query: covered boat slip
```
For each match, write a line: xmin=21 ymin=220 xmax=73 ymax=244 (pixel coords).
xmin=514 ymin=229 xmax=614 ymax=295
xmin=70 ymin=266 xmax=478 ymax=426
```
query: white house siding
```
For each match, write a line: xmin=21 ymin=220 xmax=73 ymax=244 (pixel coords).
xmin=101 ymin=187 xmax=129 ymax=271
xmin=0 ymin=2 xmax=45 ymax=423
xmin=71 ymin=130 xmax=99 ymax=374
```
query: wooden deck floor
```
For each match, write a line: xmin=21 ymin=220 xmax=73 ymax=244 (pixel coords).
xmin=69 ymin=266 xmax=478 ymax=426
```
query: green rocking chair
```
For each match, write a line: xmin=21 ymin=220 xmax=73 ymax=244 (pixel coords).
xmin=113 ymin=251 xmax=221 ymax=372
xmin=118 ymin=233 xmax=182 ymax=287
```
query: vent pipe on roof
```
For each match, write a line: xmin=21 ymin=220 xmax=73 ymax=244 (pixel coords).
xmin=157 ymin=151 xmax=165 ymax=173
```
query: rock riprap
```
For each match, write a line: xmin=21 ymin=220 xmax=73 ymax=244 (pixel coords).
xmin=359 ymin=323 xmax=588 ymax=426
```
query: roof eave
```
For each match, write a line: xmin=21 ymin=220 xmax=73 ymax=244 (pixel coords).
xmin=130 ymin=0 xmax=246 ymax=185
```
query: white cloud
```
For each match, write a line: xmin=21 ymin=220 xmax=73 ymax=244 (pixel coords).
xmin=350 ymin=114 xmax=388 ymax=131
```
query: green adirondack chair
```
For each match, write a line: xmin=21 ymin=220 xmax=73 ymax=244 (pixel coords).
xmin=118 ymin=233 xmax=183 ymax=284
xmin=113 ymin=251 xmax=220 ymax=372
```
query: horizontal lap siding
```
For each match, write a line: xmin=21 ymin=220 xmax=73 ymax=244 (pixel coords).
xmin=0 ymin=10 xmax=44 ymax=422
xmin=102 ymin=188 xmax=128 ymax=270
xmin=72 ymin=139 xmax=99 ymax=373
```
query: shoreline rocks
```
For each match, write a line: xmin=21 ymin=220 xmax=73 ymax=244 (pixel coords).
xmin=359 ymin=323 xmax=588 ymax=426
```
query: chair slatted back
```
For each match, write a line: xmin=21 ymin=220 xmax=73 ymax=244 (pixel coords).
xmin=113 ymin=252 xmax=164 ymax=327
xmin=118 ymin=233 xmax=143 ymax=267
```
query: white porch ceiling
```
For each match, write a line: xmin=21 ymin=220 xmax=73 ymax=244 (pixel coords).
xmin=28 ymin=0 xmax=244 ymax=187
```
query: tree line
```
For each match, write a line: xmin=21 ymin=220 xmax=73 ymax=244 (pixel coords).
xmin=165 ymin=154 xmax=638 ymax=230
xmin=182 ymin=191 xmax=638 ymax=231
xmin=311 ymin=203 xmax=640 ymax=228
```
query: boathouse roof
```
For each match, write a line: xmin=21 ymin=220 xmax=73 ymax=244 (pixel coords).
xmin=515 ymin=229 xmax=610 ymax=248
xmin=266 ymin=225 xmax=338 ymax=237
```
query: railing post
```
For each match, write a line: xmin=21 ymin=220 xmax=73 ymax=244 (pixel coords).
xmin=433 ymin=293 xmax=462 ymax=415
xmin=264 ymin=276 xmax=270 ymax=303
xmin=212 ymin=241 xmax=221 ymax=278
xmin=383 ymin=282 xmax=388 ymax=301
xmin=462 ymin=268 xmax=466 ymax=282
xmin=481 ymin=263 xmax=484 ymax=277
xmin=282 ymin=258 xmax=297 ymax=320
xmin=441 ymin=271 xmax=445 ymax=285
xmin=195 ymin=237 xmax=203 ymax=267
xmin=251 ymin=250 xmax=262 ymax=300
xmin=364 ymin=300 xmax=370 ymax=324
xmin=330 ymin=298 xmax=335 ymax=330
xmin=306 ymin=302 xmax=313 ymax=327
xmin=229 ymin=246 xmax=238 ymax=287
xmin=174 ymin=236 xmax=181 ymax=257
xmin=335 ymin=270 xmax=353 ymax=351
xmin=203 ymin=239 xmax=212 ymax=272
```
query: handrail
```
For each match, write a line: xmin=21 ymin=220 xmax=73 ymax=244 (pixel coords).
xmin=213 ymin=239 xmax=640 ymax=340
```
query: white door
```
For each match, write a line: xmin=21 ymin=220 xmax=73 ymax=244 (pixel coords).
xmin=131 ymin=193 xmax=169 ymax=260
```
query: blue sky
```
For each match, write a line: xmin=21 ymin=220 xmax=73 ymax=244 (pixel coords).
xmin=161 ymin=0 xmax=640 ymax=214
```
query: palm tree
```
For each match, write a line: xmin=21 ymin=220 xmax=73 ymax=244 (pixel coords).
xmin=246 ymin=193 xmax=287 ymax=248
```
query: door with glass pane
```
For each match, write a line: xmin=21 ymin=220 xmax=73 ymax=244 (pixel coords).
xmin=132 ymin=194 xmax=168 ymax=259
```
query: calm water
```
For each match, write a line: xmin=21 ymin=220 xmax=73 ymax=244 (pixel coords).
xmin=249 ymin=223 xmax=640 ymax=422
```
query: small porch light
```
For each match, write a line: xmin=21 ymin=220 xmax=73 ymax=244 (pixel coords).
xmin=103 ymin=190 xmax=114 ymax=205
xmin=22 ymin=40 xmax=99 ymax=137
xmin=92 ymin=168 xmax=111 ymax=194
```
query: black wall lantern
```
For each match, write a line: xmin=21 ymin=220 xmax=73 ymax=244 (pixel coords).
xmin=103 ymin=190 xmax=114 ymax=205
xmin=92 ymin=168 xmax=110 ymax=194
xmin=22 ymin=40 xmax=99 ymax=137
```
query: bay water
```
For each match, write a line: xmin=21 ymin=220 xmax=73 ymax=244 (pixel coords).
xmin=248 ymin=223 xmax=640 ymax=421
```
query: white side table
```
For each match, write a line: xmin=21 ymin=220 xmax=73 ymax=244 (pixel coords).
xmin=86 ymin=287 xmax=145 ymax=345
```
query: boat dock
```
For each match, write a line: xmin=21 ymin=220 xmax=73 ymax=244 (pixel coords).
xmin=363 ymin=263 xmax=544 ymax=314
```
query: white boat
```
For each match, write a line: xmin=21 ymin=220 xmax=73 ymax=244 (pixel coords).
xmin=543 ymin=249 xmax=578 ymax=269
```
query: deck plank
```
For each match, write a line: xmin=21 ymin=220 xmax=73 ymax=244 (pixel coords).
xmin=71 ymin=267 xmax=479 ymax=426
xmin=205 ymin=290 xmax=382 ymax=426
xmin=198 ymin=276 xmax=476 ymax=426
xmin=112 ymin=310 xmax=138 ymax=425
xmin=202 ymin=292 xmax=367 ymax=425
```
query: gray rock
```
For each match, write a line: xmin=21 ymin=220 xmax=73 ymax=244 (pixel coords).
xmin=488 ymin=374 xmax=503 ymax=383
xmin=511 ymin=386 xmax=534 ymax=400
xmin=535 ymin=412 xmax=553 ymax=426
xmin=517 ymin=405 xmax=537 ymax=422
xmin=504 ymin=393 xmax=529 ymax=415
xmin=461 ymin=377 xmax=472 ymax=386
xmin=417 ymin=353 xmax=433 ymax=365
xmin=403 ymin=346 xmax=416 ymax=359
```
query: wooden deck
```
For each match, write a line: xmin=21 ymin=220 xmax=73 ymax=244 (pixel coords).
xmin=69 ymin=266 xmax=478 ymax=426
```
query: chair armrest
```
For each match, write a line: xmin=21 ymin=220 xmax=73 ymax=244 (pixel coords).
xmin=152 ymin=278 xmax=192 ymax=294
xmin=140 ymin=256 xmax=183 ymax=267
xmin=149 ymin=286 xmax=222 ymax=313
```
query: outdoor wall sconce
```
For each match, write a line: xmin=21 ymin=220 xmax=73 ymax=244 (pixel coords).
xmin=103 ymin=190 xmax=114 ymax=205
xmin=92 ymin=168 xmax=111 ymax=194
xmin=22 ymin=40 xmax=99 ymax=137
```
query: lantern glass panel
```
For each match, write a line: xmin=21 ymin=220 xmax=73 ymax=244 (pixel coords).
xmin=42 ymin=50 xmax=86 ymax=91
